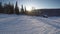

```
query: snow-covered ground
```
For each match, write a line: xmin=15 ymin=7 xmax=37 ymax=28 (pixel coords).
xmin=0 ymin=14 xmax=60 ymax=34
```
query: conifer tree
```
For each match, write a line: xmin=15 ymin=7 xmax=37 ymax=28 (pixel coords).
xmin=24 ymin=7 xmax=27 ymax=14
xmin=15 ymin=1 xmax=19 ymax=14
xmin=4 ymin=2 xmax=14 ymax=14
xmin=0 ymin=2 xmax=3 ymax=13
xmin=9 ymin=3 xmax=14 ymax=14
xmin=4 ymin=3 xmax=9 ymax=14
xmin=21 ymin=5 xmax=24 ymax=14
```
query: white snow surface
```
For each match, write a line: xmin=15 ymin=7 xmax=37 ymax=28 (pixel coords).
xmin=0 ymin=14 xmax=60 ymax=34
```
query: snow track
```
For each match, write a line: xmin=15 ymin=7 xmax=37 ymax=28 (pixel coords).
xmin=0 ymin=14 xmax=60 ymax=34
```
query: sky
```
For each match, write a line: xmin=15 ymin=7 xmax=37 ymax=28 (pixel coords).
xmin=0 ymin=0 xmax=60 ymax=9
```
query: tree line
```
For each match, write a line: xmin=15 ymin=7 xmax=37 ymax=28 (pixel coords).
xmin=0 ymin=1 xmax=27 ymax=15
xmin=0 ymin=1 xmax=60 ymax=16
xmin=0 ymin=1 xmax=42 ymax=16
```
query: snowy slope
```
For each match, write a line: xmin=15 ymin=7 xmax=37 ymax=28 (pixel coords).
xmin=0 ymin=14 xmax=60 ymax=34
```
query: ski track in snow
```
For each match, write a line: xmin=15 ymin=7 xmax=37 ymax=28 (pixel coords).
xmin=0 ymin=14 xmax=60 ymax=34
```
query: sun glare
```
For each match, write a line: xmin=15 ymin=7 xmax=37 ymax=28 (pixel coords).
xmin=26 ymin=6 xmax=32 ymax=11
